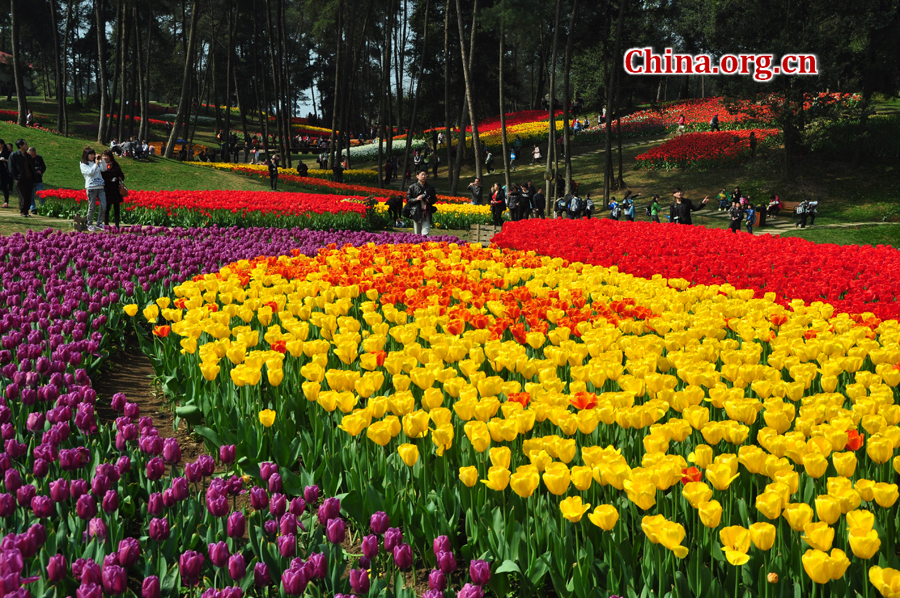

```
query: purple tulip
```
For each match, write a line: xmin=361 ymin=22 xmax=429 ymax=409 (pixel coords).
xmin=102 ymin=490 xmax=119 ymax=513
xmin=317 ymin=497 xmax=341 ymax=525
xmin=142 ymin=576 xmax=160 ymax=598
xmin=148 ymin=492 xmax=163 ymax=516
xmin=458 ymin=583 xmax=485 ymax=598
xmin=280 ymin=513 xmax=297 ymax=536
xmin=118 ymin=538 xmax=140 ymax=567
xmin=259 ymin=461 xmax=277 ymax=481
xmin=115 ymin=455 xmax=131 ymax=476
xmin=76 ymin=494 xmax=97 ymax=520
xmin=370 ymin=511 xmax=390 ymax=535
xmin=219 ymin=445 xmax=236 ymax=464
xmin=303 ymin=485 xmax=319 ymax=505
xmin=289 ymin=497 xmax=306 ymax=517
xmin=0 ymin=493 xmax=13 ymax=517
xmin=359 ymin=556 xmax=371 ymax=570
xmin=77 ymin=582 xmax=103 ymax=598
xmin=469 ymin=559 xmax=491 ymax=586
xmin=4 ymin=469 xmax=22 ymax=492
xmin=437 ymin=550 xmax=457 ymax=575
xmin=102 ymin=564 xmax=127 ymax=595
xmin=87 ymin=517 xmax=108 ymax=541
xmin=254 ymin=562 xmax=271 ymax=587
xmin=384 ymin=527 xmax=403 ymax=552
xmin=124 ymin=402 xmax=140 ymax=419
xmin=184 ymin=461 xmax=202 ymax=483
xmin=264 ymin=519 xmax=278 ymax=535
xmin=110 ymin=393 xmax=126 ymax=412
xmin=145 ymin=457 xmax=165 ymax=480
xmin=33 ymin=457 xmax=49 ymax=478
xmin=206 ymin=493 xmax=228 ymax=518
xmin=349 ymin=568 xmax=370 ymax=594
xmin=393 ymin=543 xmax=413 ymax=570
xmin=227 ymin=511 xmax=246 ymax=539
xmin=249 ymin=487 xmax=268 ymax=511
xmin=171 ymin=477 xmax=188 ymax=501
xmin=179 ymin=550 xmax=205 ymax=587
xmin=48 ymin=553 xmax=67 ymax=582
xmin=221 ymin=587 xmax=242 ymax=598
xmin=282 ymin=567 xmax=309 ymax=596
xmin=49 ymin=478 xmax=70 ymax=502
xmin=17 ymin=483 xmax=37 ymax=507
xmin=269 ymin=492 xmax=287 ymax=518
xmin=228 ymin=553 xmax=247 ymax=580
xmin=209 ymin=541 xmax=230 ymax=567
xmin=91 ymin=474 xmax=110 ymax=497
xmin=326 ymin=517 xmax=346 ymax=544
xmin=433 ymin=535 xmax=452 ymax=555
xmin=268 ymin=473 xmax=283 ymax=494
xmin=197 ymin=455 xmax=215 ymax=476
xmin=278 ymin=534 xmax=296 ymax=557
xmin=162 ymin=438 xmax=181 ymax=464
xmin=424 ymin=591 xmax=444 ymax=598
xmin=26 ymin=412 xmax=44 ymax=433
xmin=31 ymin=495 xmax=53 ymax=518
xmin=362 ymin=534 xmax=379 ymax=559
xmin=308 ymin=552 xmax=327 ymax=579
xmin=149 ymin=517 xmax=170 ymax=541
xmin=29 ymin=522 xmax=47 ymax=548
xmin=429 ymin=569 xmax=447 ymax=591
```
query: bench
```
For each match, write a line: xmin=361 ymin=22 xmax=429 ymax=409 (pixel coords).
xmin=780 ymin=201 xmax=801 ymax=214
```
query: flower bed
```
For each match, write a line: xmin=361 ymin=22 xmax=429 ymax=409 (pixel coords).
xmin=138 ymin=241 xmax=900 ymax=598
xmin=184 ymin=161 xmax=379 ymax=185
xmin=0 ymin=228 xmax=465 ymax=598
xmin=491 ymin=218 xmax=900 ymax=319
xmin=634 ymin=129 xmax=781 ymax=170
xmin=36 ymin=189 xmax=382 ymax=231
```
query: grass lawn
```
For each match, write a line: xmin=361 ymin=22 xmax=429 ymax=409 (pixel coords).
xmin=780 ymin=224 xmax=900 ymax=247
xmin=0 ymin=121 xmax=269 ymax=192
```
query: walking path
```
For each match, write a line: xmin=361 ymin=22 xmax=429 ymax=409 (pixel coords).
xmin=702 ymin=209 xmax=893 ymax=235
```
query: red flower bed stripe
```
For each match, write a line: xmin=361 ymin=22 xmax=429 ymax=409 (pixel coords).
xmin=635 ymin=129 xmax=780 ymax=170
xmin=491 ymin=219 xmax=900 ymax=319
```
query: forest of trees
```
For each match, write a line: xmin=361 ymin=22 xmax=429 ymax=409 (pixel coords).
xmin=0 ymin=0 xmax=898 ymax=198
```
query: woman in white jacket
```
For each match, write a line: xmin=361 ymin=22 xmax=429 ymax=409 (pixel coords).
xmin=80 ymin=147 xmax=108 ymax=231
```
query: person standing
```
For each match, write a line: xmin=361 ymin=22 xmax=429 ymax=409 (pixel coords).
xmin=489 ymin=183 xmax=505 ymax=226
xmin=669 ymin=188 xmax=710 ymax=224
xmin=728 ymin=197 xmax=743 ymax=233
xmin=517 ymin=185 xmax=532 ymax=220
xmin=745 ymin=201 xmax=755 ymax=235
xmin=710 ymin=114 xmax=720 ymax=132
xmin=623 ymin=196 xmax=636 ymax=222
xmin=531 ymin=144 xmax=542 ymax=165
xmin=79 ymin=146 xmax=108 ymax=231
xmin=649 ymin=195 xmax=662 ymax=222
xmin=509 ymin=148 xmax=517 ymax=172
xmin=676 ymin=114 xmax=686 ymax=135
xmin=532 ymin=186 xmax=545 ymax=218
xmin=795 ymin=199 xmax=811 ymax=228
xmin=0 ymin=139 xmax=11 ymax=208
xmin=484 ymin=150 xmax=495 ymax=174
xmin=268 ymin=156 xmax=279 ymax=190
xmin=26 ymin=110 xmax=33 ymax=127
xmin=27 ymin=146 xmax=46 ymax=213
xmin=467 ymin=178 xmax=483 ymax=205
xmin=9 ymin=139 xmax=35 ymax=218
xmin=506 ymin=184 xmax=520 ymax=221
xmin=101 ymin=150 xmax=125 ymax=229
xmin=406 ymin=170 xmax=437 ymax=236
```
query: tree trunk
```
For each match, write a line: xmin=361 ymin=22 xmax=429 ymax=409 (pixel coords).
xmin=50 ymin=0 xmax=66 ymax=133
xmin=10 ymin=0 xmax=28 ymax=125
xmin=499 ymin=0 xmax=510 ymax=191
xmin=603 ymin=0 xmax=625 ymax=205
xmin=60 ymin=0 xmax=74 ymax=135
xmin=116 ymin=3 xmax=130 ymax=142
xmin=223 ymin=0 xmax=234 ymax=160
xmin=399 ymin=0 xmax=430 ymax=190
xmin=543 ymin=0 xmax=561 ymax=215
xmin=377 ymin=0 xmax=394 ymax=189
xmin=142 ymin=4 xmax=152 ymax=141
xmin=562 ymin=0 xmax=578 ymax=195
xmin=443 ymin=0 xmax=453 ymax=191
xmin=616 ymin=83 xmax=624 ymax=187
xmin=134 ymin=3 xmax=147 ymax=141
xmin=455 ymin=0 xmax=482 ymax=179
xmin=95 ymin=0 xmax=110 ymax=142
xmin=328 ymin=0 xmax=344 ymax=168
xmin=394 ymin=0 xmax=407 ymax=138
xmin=164 ymin=0 xmax=201 ymax=158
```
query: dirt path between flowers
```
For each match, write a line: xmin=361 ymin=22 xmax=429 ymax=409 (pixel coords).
xmin=93 ymin=334 xmax=206 ymax=463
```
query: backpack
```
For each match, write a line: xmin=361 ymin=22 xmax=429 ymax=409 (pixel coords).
xmin=569 ymin=196 xmax=584 ymax=214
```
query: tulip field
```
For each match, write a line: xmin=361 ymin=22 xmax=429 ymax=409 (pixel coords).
xmin=634 ymin=129 xmax=781 ymax=171
xmin=4 ymin=214 xmax=900 ymax=598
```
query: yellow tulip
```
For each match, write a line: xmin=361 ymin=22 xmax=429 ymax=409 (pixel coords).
xmin=848 ymin=528 xmax=881 ymax=560
xmin=143 ymin=304 xmax=159 ymax=321
xmin=659 ymin=521 xmax=689 ymax=559
xmin=200 ymin=363 xmax=220 ymax=382
xmin=802 ymin=548 xmax=850 ymax=584
xmin=698 ymin=500 xmax=722 ymax=528
xmin=431 ymin=424 xmax=454 ymax=456
xmin=641 ymin=514 xmax=666 ymax=544
xmin=719 ymin=526 xmax=751 ymax=566
xmin=481 ymin=466 xmax=511 ymax=491
xmin=846 ymin=509 xmax=875 ymax=532
xmin=623 ymin=479 xmax=657 ymax=510
xmin=874 ymin=483 xmax=899 ymax=508
xmin=801 ymin=521 xmax=835 ymax=551
xmin=338 ymin=412 xmax=369 ymax=436
xmin=737 ymin=445 xmax=768 ymax=474
xmin=267 ymin=367 xmax=284 ymax=386
xmin=814 ymin=495 xmax=842 ymax=525
xmin=867 ymin=435 xmax=894 ymax=464
xmin=510 ymin=469 xmax=540 ymax=498
xmin=258 ymin=409 xmax=276 ymax=428
xmin=803 ymin=453 xmax=829 ymax=479
xmin=755 ymin=492 xmax=783 ymax=520
xmin=869 ymin=566 xmax=900 ymax=598
xmin=682 ymin=482 xmax=713 ymax=509
xmin=398 ymin=443 xmax=419 ymax=467
xmin=705 ymin=464 xmax=739 ymax=491
xmin=571 ymin=465 xmax=593 ymax=491
xmin=560 ymin=496 xmax=591 ymax=523
xmin=366 ymin=421 xmax=393 ymax=446
xmin=688 ymin=444 xmax=714 ymax=469
xmin=749 ymin=522 xmax=777 ymax=551
xmin=489 ymin=447 xmax=512 ymax=470
xmin=124 ymin=304 xmax=138 ymax=317
xmin=588 ymin=505 xmax=619 ymax=531
xmin=543 ymin=463 xmax=571 ymax=496
xmin=402 ymin=410 xmax=430 ymax=439
xmin=783 ymin=503 xmax=814 ymax=531
xmin=832 ymin=452 xmax=857 ymax=478
xmin=459 ymin=466 xmax=479 ymax=487
xmin=856 ymin=479 xmax=876 ymax=502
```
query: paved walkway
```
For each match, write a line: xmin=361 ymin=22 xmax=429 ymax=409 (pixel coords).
xmin=702 ymin=208 xmax=892 ymax=236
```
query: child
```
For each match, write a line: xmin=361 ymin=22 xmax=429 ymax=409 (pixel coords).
xmin=717 ymin=188 xmax=729 ymax=211
xmin=745 ymin=202 xmax=755 ymax=235
xmin=623 ymin=196 xmax=635 ymax=222
xmin=584 ymin=194 xmax=595 ymax=219
xmin=609 ymin=197 xmax=620 ymax=221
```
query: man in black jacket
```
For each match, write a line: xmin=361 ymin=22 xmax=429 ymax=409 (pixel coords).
xmin=406 ymin=170 xmax=437 ymax=236
xmin=669 ymin=188 xmax=709 ymax=224
xmin=8 ymin=139 xmax=34 ymax=217
xmin=27 ymin=146 xmax=47 ymax=214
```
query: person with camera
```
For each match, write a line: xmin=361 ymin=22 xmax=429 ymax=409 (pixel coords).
xmin=79 ymin=146 xmax=108 ymax=231
xmin=9 ymin=139 xmax=35 ymax=218
xmin=669 ymin=188 xmax=709 ymax=225
xmin=405 ymin=170 xmax=438 ymax=236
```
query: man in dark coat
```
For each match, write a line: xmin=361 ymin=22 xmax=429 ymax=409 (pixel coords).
xmin=669 ymin=188 xmax=710 ymax=224
xmin=9 ymin=139 xmax=34 ymax=217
